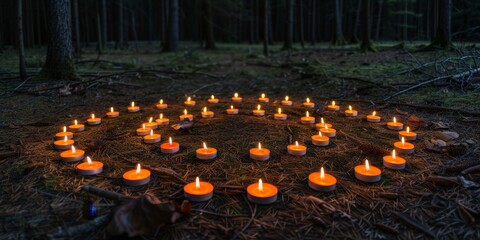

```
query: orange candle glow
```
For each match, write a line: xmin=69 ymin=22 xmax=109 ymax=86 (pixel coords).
xmin=184 ymin=177 xmax=214 ymax=202
xmin=201 ymin=107 xmax=214 ymax=118
xmin=367 ymin=111 xmax=381 ymax=122
xmin=156 ymin=99 xmax=168 ymax=109
xmin=327 ymin=100 xmax=339 ymax=111
xmin=253 ymin=104 xmax=265 ymax=116
xmin=87 ymin=113 xmax=101 ymax=125
xmin=344 ymin=105 xmax=358 ymax=117
xmin=156 ymin=113 xmax=170 ymax=126
xmin=123 ymin=164 xmax=151 ymax=186
xmin=315 ymin=117 xmax=332 ymax=130
xmin=196 ymin=142 xmax=217 ymax=160
xmin=144 ymin=117 xmax=158 ymax=129
xmin=258 ymin=93 xmax=269 ymax=103
xmin=274 ymin=108 xmax=287 ymax=120
xmin=55 ymin=126 xmax=73 ymax=140
xmin=69 ymin=119 xmax=85 ymax=132
xmin=160 ymin=137 xmax=180 ymax=153
xmin=394 ymin=137 xmax=414 ymax=154
xmin=128 ymin=101 xmax=140 ymax=112
xmin=184 ymin=96 xmax=196 ymax=106
xmin=300 ymin=111 xmax=315 ymax=124
xmin=247 ymin=179 xmax=278 ymax=204
xmin=60 ymin=145 xmax=85 ymax=162
xmin=76 ymin=156 xmax=103 ymax=175
xmin=399 ymin=126 xmax=417 ymax=141
xmin=136 ymin=123 xmax=151 ymax=136
xmin=387 ymin=117 xmax=404 ymax=130
xmin=249 ymin=142 xmax=270 ymax=161
xmin=232 ymin=92 xmax=243 ymax=102
xmin=287 ymin=141 xmax=307 ymax=156
xmin=281 ymin=96 xmax=293 ymax=106
xmin=143 ymin=129 xmax=161 ymax=143
xmin=308 ymin=167 xmax=337 ymax=192
xmin=383 ymin=150 xmax=406 ymax=170
xmin=354 ymin=159 xmax=382 ymax=182
xmin=179 ymin=109 xmax=194 ymax=121
xmin=226 ymin=105 xmax=239 ymax=115
xmin=54 ymin=135 xmax=74 ymax=150
xmin=303 ymin=97 xmax=315 ymax=108
xmin=320 ymin=124 xmax=336 ymax=137
xmin=311 ymin=131 xmax=330 ymax=146
xmin=107 ymin=107 xmax=119 ymax=118
xmin=208 ymin=95 xmax=219 ymax=103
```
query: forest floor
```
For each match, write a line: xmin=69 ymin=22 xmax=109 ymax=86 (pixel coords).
xmin=1 ymin=42 xmax=480 ymax=239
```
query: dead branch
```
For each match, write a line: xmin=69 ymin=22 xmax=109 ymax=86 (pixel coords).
xmin=47 ymin=215 xmax=110 ymax=239
xmin=82 ymin=185 xmax=130 ymax=201
xmin=391 ymin=211 xmax=435 ymax=238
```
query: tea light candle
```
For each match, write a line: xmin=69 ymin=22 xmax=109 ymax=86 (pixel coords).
xmin=366 ymin=111 xmax=381 ymax=122
xmin=301 ymin=111 xmax=315 ymax=124
xmin=315 ymin=117 xmax=332 ymax=130
xmin=320 ymin=125 xmax=336 ymax=137
xmin=274 ymin=108 xmax=287 ymax=120
xmin=123 ymin=164 xmax=151 ymax=186
xmin=387 ymin=117 xmax=403 ymax=130
xmin=196 ymin=142 xmax=217 ymax=160
xmin=184 ymin=97 xmax=196 ymax=107
xmin=69 ymin=120 xmax=85 ymax=132
xmin=87 ymin=114 xmax=101 ymax=125
xmin=107 ymin=107 xmax=119 ymax=118
xmin=160 ymin=137 xmax=180 ymax=153
xmin=354 ymin=159 xmax=381 ymax=182
xmin=208 ymin=95 xmax=219 ymax=103
xmin=226 ymin=105 xmax=239 ymax=115
xmin=311 ymin=131 xmax=329 ymax=146
xmin=303 ymin=98 xmax=314 ymax=108
xmin=253 ymin=105 xmax=265 ymax=116
xmin=201 ymin=107 xmax=214 ymax=118
xmin=394 ymin=137 xmax=414 ymax=154
xmin=327 ymin=101 xmax=339 ymax=111
xmin=247 ymin=179 xmax=278 ymax=204
xmin=143 ymin=130 xmax=161 ymax=143
xmin=54 ymin=136 xmax=74 ymax=150
xmin=156 ymin=99 xmax=168 ymax=109
xmin=281 ymin=96 xmax=293 ymax=106
xmin=184 ymin=177 xmax=214 ymax=202
xmin=383 ymin=150 xmax=406 ymax=170
xmin=179 ymin=109 xmax=194 ymax=121
xmin=232 ymin=93 xmax=242 ymax=102
xmin=76 ymin=156 xmax=103 ymax=175
xmin=60 ymin=146 xmax=85 ymax=162
xmin=55 ymin=126 xmax=73 ymax=140
xmin=136 ymin=124 xmax=151 ymax=136
xmin=308 ymin=167 xmax=336 ymax=192
xmin=249 ymin=142 xmax=270 ymax=161
xmin=344 ymin=105 xmax=358 ymax=117
xmin=144 ymin=117 xmax=158 ymax=130
xmin=128 ymin=101 xmax=140 ymax=112
xmin=258 ymin=93 xmax=269 ymax=103
xmin=155 ymin=113 xmax=169 ymax=126
xmin=399 ymin=126 xmax=417 ymax=141
xmin=287 ymin=141 xmax=307 ymax=156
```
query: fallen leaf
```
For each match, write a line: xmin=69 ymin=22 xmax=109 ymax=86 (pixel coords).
xmin=431 ymin=138 xmax=447 ymax=148
xmin=407 ymin=115 xmax=426 ymax=127
xmin=431 ymin=121 xmax=449 ymax=129
xmin=395 ymin=108 xmax=409 ymax=116
xmin=433 ymin=131 xmax=459 ymax=141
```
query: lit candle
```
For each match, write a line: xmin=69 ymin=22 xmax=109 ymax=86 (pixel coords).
xmin=201 ymin=107 xmax=214 ymax=118
xmin=155 ymin=113 xmax=170 ymax=126
xmin=387 ymin=117 xmax=403 ymax=130
xmin=399 ymin=126 xmax=417 ymax=141
xmin=354 ymin=159 xmax=382 ymax=182
xmin=383 ymin=150 xmax=406 ymax=170
xmin=196 ymin=142 xmax=217 ymax=160
xmin=184 ymin=177 xmax=214 ymax=202
xmin=308 ymin=167 xmax=337 ymax=192
xmin=311 ymin=131 xmax=330 ymax=146
xmin=208 ymin=95 xmax=219 ymax=103
xmin=394 ymin=137 xmax=414 ymax=154
xmin=281 ymin=96 xmax=293 ymax=106
xmin=123 ymin=164 xmax=151 ymax=186
xmin=75 ymin=156 xmax=103 ymax=175
xmin=60 ymin=145 xmax=85 ymax=163
xmin=136 ymin=123 xmax=151 ymax=136
xmin=144 ymin=117 xmax=158 ymax=130
xmin=258 ymin=93 xmax=269 ymax=103
xmin=315 ymin=117 xmax=332 ymax=130
xmin=366 ymin=111 xmax=381 ymax=122
xmin=143 ymin=129 xmax=161 ymax=144
xmin=128 ymin=101 xmax=140 ymax=112
xmin=249 ymin=142 xmax=270 ymax=161
xmin=253 ymin=104 xmax=265 ymax=116
xmin=160 ymin=137 xmax=180 ymax=153
xmin=226 ymin=105 xmax=239 ymax=115
xmin=68 ymin=119 xmax=85 ymax=132
xmin=156 ymin=99 xmax=168 ymax=109
xmin=303 ymin=98 xmax=314 ymax=108
xmin=300 ymin=111 xmax=315 ymax=124
xmin=327 ymin=101 xmax=339 ymax=111
xmin=287 ymin=141 xmax=307 ymax=156
xmin=87 ymin=114 xmax=101 ymax=125
xmin=106 ymin=107 xmax=119 ymax=118
xmin=344 ymin=105 xmax=358 ymax=117
xmin=247 ymin=179 xmax=278 ymax=204
xmin=232 ymin=92 xmax=242 ymax=102
xmin=320 ymin=124 xmax=336 ymax=138
xmin=54 ymin=136 xmax=74 ymax=150
xmin=55 ymin=126 xmax=73 ymax=140
xmin=274 ymin=108 xmax=287 ymax=120
xmin=184 ymin=96 xmax=196 ymax=107
xmin=179 ymin=109 xmax=194 ymax=121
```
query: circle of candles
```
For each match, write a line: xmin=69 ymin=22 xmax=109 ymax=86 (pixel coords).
xmin=128 ymin=101 xmax=140 ymax=112
xmin=327 ymin=101 xmax=339 ymax=111
xmin=208 ymin=95 xmax=219 ymax=103
xmin=156 ymin=99 xmax=168 ymax=109
xmin=184 ymin=97 xmax=196 ymax=107
xmin=76 ymin=156 xmax=103 ymax=175
xmin=201 ymin=107 xmax=214 ymax=118
xmin=308 ymin=167 xmax=337 ymax=192
xmin=287 ymin=141 xmax=307 ymax=156
xmin=253 ymin=105 xmax=265 ymax=116
xmin=60 ymin=146 xmax=85 ymax=162
xmin=155 ymin=113 xmax=170 ymax=126
xmin=311 ymin=131 xmax=330 ymax=146
xmin=301 ymin=111 xmax=315 ymax=124
xmin=54 ymin=136 xmax=74 ymax=150
xmin=387 ymin=117 xmax=403 ymax=130
xmin=247 ymin=179 xmax=278 ymax=204
xmin=366 ymin=111 xmax=381 ymax=122
xmin=69 ymin=120 xmax=85 ymax=132
xmin=196 ymin=142 xmax=217 ymax=160
xmin=354 ymin=159 xmax=382 ymax=182
xmin=281 ymin=96 xmax=293 ymax=106
xmin=394 ymin=137 xmax=414 ymax=154
xmin=303 ymin=98 xmax=314 ymax=108
xmin=144 ymin=117 xmax=158 ymax=130
xmin=344 ymin=105 xmax=358 ymax=117
xmin=143 ymin=130 xmax=161 ymax=144
xmin=123 ymin=164 xmax=151 ymax=186
xmin=232 ymin=93 xmax=242 ymax=103
xmin=258 ymin=93 xmax=269 ymax=103
xmin=106 ymin=107 xmax=119 ymax=118
xmin=274 ymin=108 xmax=287 ymax=120
xmin=320 ymin=125 xmax=336 ymax=137
xmin=179 ymin=109 xmax=194 ymax=121
xmin=399 ymin=126 xmax=417 ymax=141
xmin=160 ymin=137 xmax=180 ymax=153
xmin=184 ymin=177 xmax=214 ymax=202
xmin=249 ymin=142 xmax=270 ymax=161
xmin=226 ymin=105 xmax=239 ymax=115
xmin=383 ymin=150 xmax=406 ymax=170
xmin=87 ymin=114 xmax=101 ymax=125
xmin=55 ymin=126 xmax=73 ymax=140
xmin=315 ymin=117 xmax=332 ymax=130
xmin=136 ymin=124 xmax=151 ymax=136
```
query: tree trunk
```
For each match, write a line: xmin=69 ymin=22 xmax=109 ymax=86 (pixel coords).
xmin=72 ymin=0 xmax=80 ymax=55
xmin=18 ymin=0 xmax=27 ymax=80
xmin=201 ymin=0 xmax=215 ymax=49
xmin=38 ymin=0 xmax=78 ymax=81
xmin=431 ymin=0 xmax=452 ymax=48
xmin=360 ymin=0 xmax=375 ymax=51
xmin=310 ymin=0 xmax=316 ymax=45
xmin=101 ymin=0 xmax=107 ymax=46
xmin=299 ymin=0 xmax=304 ymax=48
xmin=333 ymin=0 xmax=346 ymax=45
xmin=282 ymin=0 xmax=294 ymax=50
xmin=374 ymin=0 xmax=383 ymax=40
xmin=351 ymin=0 xmax=361 ymax=43
xmin=263 ymin=0 xmax=268 ymax=56
xmin=164 ymin=0 xmax=179 ymax=51
xmin=115 ymin=0 xmax=125 ymax=48
xmin=267 ymin=0 xmax=274 ymax=45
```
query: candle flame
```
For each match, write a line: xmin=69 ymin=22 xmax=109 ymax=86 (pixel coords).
xmin=332 ymin=101 xmax=335 ymax=106
xmin=150 ymin=129 xmax=153 ymax=136
xmin=160 ymin=113 xmax=163 ymax=119
xmin=285 ymin=96 xmax=289 ymax=101
xmin=184 ymin=109 xmax=187 ymax=115
xmin=203 ymin=107 xmax=207 ymax=113
xmin=160 ymin=99 xmax=163 ymax=104
xmin=74 ymin=120 xmax=78 ymax=125
xmin=211 ymin=95 xmax=214 ymax=99
xmin=136 ymin=164 xmax=141 ymax=174
xmin=169 ymin=137 xmax=172 ymax=144
xmin=306 ymin=98 xmax=310 ymax=103
xmin=196 ymin=177 xmax=200 ymax=189
xmin=393 ymin=117 xmax=397 ymax=123
xmin=142 ymin=123 xmax=146 ymax=129
xmin=63 ymin=136 xmax=68 ymax=142
xmin=349 ymin=105 xmax=352 ymax=111
xmin=91 ymin=114 xmax=95 ymax=119
xmin=406 ymin=126 xmax=410 ymax=133
xmin=392 ymin=150 xmax=396 ymax=159
xmin=187 ymin=97 xmax=191 ymax=102
xmin=87 ymin=156 xmax=92 ymax=165
xmin=131 ymin=101 xmax=135 ymax=107
xmin=261 ymin=93 xmax=265 ymax=98
xmin=203 ymin=142 xmax=207 ymax=149
xmin=278 ymin=108 xmax=282 ymax=114
xmin=149 ymin=117 xmax=153 ymax=123
xmin=71 ymin=146 xmax=76 ymax=153
xmin=320 ymin=167 xmax=325 ymax=179
xmin=321 ymin=117 xmax=324 ymax=124
xmin=306 ymin=111 xmax=309 ymax=117
xmin=230 ymin=105 xmax=234 ymax=109
xmin=258 ymin=142 xmax=262 ymax=150
xmin=401 ymin=137 xmax=405 ymax=146
xmin=319 ymin=131 xmax=322 ymax=137
xmin=110 ymin=107 xmax=114 ymax=113
xmin=295 ymin=141 xmax=299 ymax=147
xmin=372 ymin=111 xmax=376 ymax=116
xmin=325 ymin=124 xmax=329 ymax=130
xmin=258 ymin=179 xmax=263 ymax=192
xmin=234 ymin=92 xmax=238 ymax=98
xmin=365 ymin=159 xmax=370 ymax=172
xmin=63 ymin=126 xmax=66 ymax=132
xmin=257 ymin=105 xmax=261 ymax=110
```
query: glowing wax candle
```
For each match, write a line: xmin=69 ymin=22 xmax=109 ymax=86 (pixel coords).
xmin=311 ymin=131 xmax=330 ymax=146
xmin=232 ymin=93 xmax=242 ymax=103
xmin=327 ymin=101 xmax=339 ymax=111
xmin=354 ymin=159 xmax=382 ymax=182
xmin=208 ymin=95 xmax=219 ymax=103
xmin=155 ymin=113 xmax=169 ymax=126
xmin=226 ymin=105 xmax=239 ymax=115
xmin=383 ymin=150 xmax=406 ymax=170
xmin=76 ymin=156 xmax=103 ymax=175
xmin=366 ymin=111 xmax=381 ymax=122
xmin=387 ymin=117 xmax=403 ymax=130
xmin=258 ymin=93 xmax=269 ymax=103
xmin=184 ymin=177 xmax=214 ymax=202
xmin=249 ymin=142 xmax=270 ymax=161
xmin=143 ymin=129 xmax=161 ymax=144
xmin=144 ymin=117 xmax=158 ymax=130
xmin=301 ymin=111 xmax=315 ymax=124
xmin=69 ymin=119 xmax=85 ymax=132
xmin=87 ymin=114 xmax=101 ymax=125
xmin=344 ymin=105 xmax=358 ymax=117
xmin=274 ymin=108 xmax=287 ymax=120
xmin=60 ymin=145 xmax=85 ymax=163
xmin=196 ymin=142 xmax=217 ymax=160
xmin=107 ymin=107 xmax=119 ymax=118
xmin=184 ymin=97 xmax=196 ymax=107
xmin=201 ymin=107 xmax=214 ymax=118
xmin=320 ymin=124 xmax=336 ymax=137
xmin=247 ymin=179 xmax=278 ymax=204
xmin=394 ymin=137 xmax=414 ymax=154
xmin=308 ymin=167 xmax=337 ymax=192
xmin=253 ymin=104 xmax=265 ymax=116
xmin=179 ymin=109 xmax=194 ymax=121
xmin=136 ymin=123 xmax=151 ymax=136
xmin=55 ymin=126 xmax=73 ymax=140
xmin=303 ymin=98 xmax=315 ymax=108
xmin=160 ymin=137 xmax=180 ymax=153
xmin=156 ymin=99 xmax=168 ymax=109
xmin=54 ymin=136 xmax=74 ymax=150
xmin=287 ymin=141 xmax=307 ymax=156
xmin=123 ymin=164 xmax=151 ymax=186
xmin=128 ymin=101 xmax=140 ymax=112
xmin=399 ymin=126 xmax=417 ymax=141
xmin=315 ymin=117 xmax=332 ymax=130
xmin=281 ymin=96 xmax=293 ymax=106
